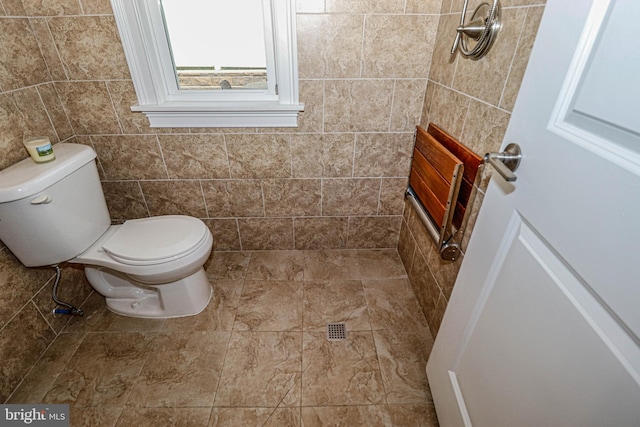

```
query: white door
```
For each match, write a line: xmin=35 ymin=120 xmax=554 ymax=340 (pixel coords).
xmin=426 ymin=1 xmax=640 ymax=426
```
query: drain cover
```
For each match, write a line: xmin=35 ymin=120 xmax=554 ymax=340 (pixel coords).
xmin=326 ymin=323 xmax=347 ymax=341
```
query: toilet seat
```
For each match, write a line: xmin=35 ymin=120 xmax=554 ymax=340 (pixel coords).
xmin=102 ymin=216 xmax=209 ymax=265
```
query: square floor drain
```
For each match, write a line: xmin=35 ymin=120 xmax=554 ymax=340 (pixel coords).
xmin=327 ymin=323 xmax=347 ymax=341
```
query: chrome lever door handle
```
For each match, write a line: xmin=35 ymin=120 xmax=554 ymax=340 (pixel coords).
xmin=484 ymin=143 xmax=522 ymax=182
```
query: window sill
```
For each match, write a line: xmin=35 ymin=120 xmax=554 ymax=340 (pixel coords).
xmin=131 ymin=101 xmax=305 ymax=128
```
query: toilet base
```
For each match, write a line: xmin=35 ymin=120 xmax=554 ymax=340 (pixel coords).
xmin=85 ymin=266 xmax=212 ymax=319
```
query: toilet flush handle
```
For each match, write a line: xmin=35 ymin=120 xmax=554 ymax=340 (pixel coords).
xmin=31 ymin=194 xmax=53 ymax=205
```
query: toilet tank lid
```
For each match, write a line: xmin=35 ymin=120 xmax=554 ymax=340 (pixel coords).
xmin=0 ymin=143 xmax=97 ymax=203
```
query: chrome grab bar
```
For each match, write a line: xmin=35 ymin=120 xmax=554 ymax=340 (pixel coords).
xmin=484 ymin=143 xmax=522 ymax=182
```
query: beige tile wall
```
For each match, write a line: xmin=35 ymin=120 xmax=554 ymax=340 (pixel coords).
xmin=398 ymin=0 xmax=546 ymax=337
xmin=0 ymin=0 xmax=442 ymax=402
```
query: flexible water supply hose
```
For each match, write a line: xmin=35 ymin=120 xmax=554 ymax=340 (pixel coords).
xmin=51 ymin=264 xmax=84 ymax=317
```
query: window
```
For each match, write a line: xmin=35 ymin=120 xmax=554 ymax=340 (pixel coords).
xmin=111 ymin=0 xmax=303 ymax=127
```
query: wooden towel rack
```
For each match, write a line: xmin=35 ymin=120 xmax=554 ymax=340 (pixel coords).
xmin=406 ymin=124 xmax=483 ymax=261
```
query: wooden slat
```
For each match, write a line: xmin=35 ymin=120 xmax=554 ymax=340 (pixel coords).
xmin=409 ymin=170 xmax=446 ymax=227
xmin=414 ymin=127 xmax=462 ymax=184
xmin=411 ymin=148 xmax=451 ymax=207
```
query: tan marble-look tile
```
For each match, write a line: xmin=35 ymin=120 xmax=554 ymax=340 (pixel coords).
xmin=237 ymin=218 xmax=294 ymax=250
xmin=418 ymin=81 xmax=436 ymax=131
xmin=0 ymin=18 xmax=50 ymax=91
xmin=321 ymin=178 xmax=381 ymax=216
xmin=354 ymin=249 xmax=409 ymax=280
xmin=8 ymin=332 xmax=86 ymax=404
xmin=324 ymin=80 xmax=394 ymax=133
xmin=29 ymin=17 xmax=67 ymax=80
xmin=56 ymin=81 xmax=122 ymax=135
xmin=291 ymin=133 xmax=355 ymax=178
xmin=354 ymin=133 xmax=413 ymax=178
xmin=390 ymin=80 xmax=429 ymax=132
xmin=296 ymin=80 xmax=323 ymax=133
xmin=387 ymin=403 xmax=440 ymax=427
xmin=245 ymin=251 xmax=305 ymax=281
xmin=205 ymin=252 xmax=251 ymax=281
xmin=426 ymin=241 xmax=462 ymax=301
xmin=101 ymin=181 xmax=149 ymax=221
xmin=303 ymin=280 xmax=370 ymax=332
xmin=92 ymin=135 xmax=167 ymax=180
xmin=214 ymin=331 xmax=302 ymax=407
xmin=202 ymin=180 xmax=264 ymax=218
xmin=362 ymin=15 xmax=437 ymax=78
xmin=501 ymin=6 xmax=545 ymax=111
xmin=302 ymin=331 xmax=385 ymax=406
xmin=209 ymin=407 xmax=300 ymax=427
xmin=37 ymin=83 xmax=73 ymax=142
xmin=159 ymin=134 xmax=230 ymax=179
xmin=325 ymin=0 xmax=404 ymax=13
xmin=301 ymin=405 xmax=392 ymax=427
xmin=303 ymin=249 xmax=405 ymax=281
xmin=106 ymin=80 xmax=167 ymax=135
xmin=140 ymin=180 xmax=207 ymax=217
xmin=379 ymin=178 xmax=408 ymax=216
xmin=43 ymin=332 xmax=156 ymax=407
xmin=425 ymin=84 xmax=470 ymax=140
xmin=297 ymin=14 xmax=363 ymax=79
xmin=294 ymin=217 xmax=348 ymax=250
xmin=460 ymin=99 xmax=510 ymax=156
xmin=47 ymin=16 xmax=129 ymax=80
xmin=70 ymin=407 xmax=124 ymax=427
xmin=0 ymin=302 xmax=56 ymax=403
xmin=127 ymin=331 xmax=229 ymax=408
xmin=373 ymin=329 xmax=433 ymax=404
xmin=428 ymin=13 xmax=460 ymax=87
xmin=263 ymin=179 xmax=322 ymax=217
xmin=204 ymin=219 xmax=241 ymax=252
xmin=234 ymin=280 xmax=303 ymax=331
xmin=363 ymin=278 xmax=430 ymax=334
xmin=408 ymin=251 xmax=440 ymax=325
xmin=0 ymin=249 xmax=53 ymax=329
xmin=116 ymin=408 xmax=211 ymax=427
xmin=405 ymin=0 xmax=442 ymax=13
xmin=226 ymin=134 xmax=292 ymax=179
xmin=347 ymin=216 xmax=402 ymax=249
xmin=397 ymin=218 xmax=417 ymax=276
xmin=452 ymin=7 xmax=528 ymax=106
xmin=430 ymin=291 xmax=448 ymax=337
xmin=21 ymin=0 xmax=81 ymax=15
xmin=1 ymin=0 xmax=27 ymax=15
xmin=163 ymin=280 xmax=242 ymax=332
xmin=80 ymin=0 xmax=115 ymax=14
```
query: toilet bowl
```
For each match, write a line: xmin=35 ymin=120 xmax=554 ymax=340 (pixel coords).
xmin=0 ymin=143 xmax=214 ymax=319
xmin=71 ymin=215 xmax=214 ymax=318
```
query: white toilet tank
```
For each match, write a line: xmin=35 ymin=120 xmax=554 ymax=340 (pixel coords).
xmin=0 ymin=143 xmax=111 ymax=267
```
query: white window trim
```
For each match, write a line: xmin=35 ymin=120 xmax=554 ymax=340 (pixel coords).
xmin=110 ymin=0 xmax=304 ymax=127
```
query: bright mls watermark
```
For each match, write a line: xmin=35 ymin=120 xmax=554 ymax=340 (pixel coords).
xmin=1 ymin=405 xmax=69 ymax=426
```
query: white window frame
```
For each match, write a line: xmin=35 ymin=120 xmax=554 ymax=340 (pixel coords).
xmin=110 ymin=0 xmax=303 ymax=127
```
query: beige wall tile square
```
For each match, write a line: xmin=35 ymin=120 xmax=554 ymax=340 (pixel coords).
xmin=1 ymin=0 xmax=27 ymax=15
xmin=428 ymin=13 xmax=460 ymax=86
xmin=238 ymin=218 xmax=294 ymax=250
xmin=106 ymin=80 xmax=163 ymax=135
xmin=362 ymin=15 xmax=437 ymax=78
xmin=37 ymin=83 xmax=73 ymax=141
xmin=460 ymin=99 xmax=510 ymax=155
xmin=101 ymin=180 xmax=148 ymax=221
xmin=379 ymin=177 xmax=408 ymax=215
xmin=56 ymin=81 xmax=122 ymax=135
xmin=322 ymin=178 xmax=381 ymax=216
xmin=347 ymin=216 xmax=402 ymax=249
xmin=291 ymin=133 xmax=354 ymax=178
xmin=226 ymin=134 xmax=292 ymax=179
xmin=297 ymin=14 xmax=364 ymax=79
xmin=21 ymin=0 xmax=82 ymax=16
xmin=0 ymin=18 xmax=50 ymax=91
xmin=158 ymin=134 xmax=229 ymax=179
xmin=263 ymin=179 xmax=322 ymax=217
xmin=92 ymin=135 xmax=167 ymax=180
xmin=80 ymin=0 xmax=115 ymax=14
xmin=390 ymin=79 xmax=428 ymax=132
xmin=354 ymin=133 xmax=413 ymax=177
xmin=296 ymin=80 xmax=324 ymax=133
xmin=501 ymin=6 xmax=545 ymax=111
xmin=47 ymin=16 xmax=129 ymax=80
xmin=204 ymin=219 xmax=241 ymax=251
xmin=140 ymin=180 xmax=207 ymax=217
xmin=405 ymin=0 xmax=443 ymax=13
xmin=452 ymin=7 xmax=528 ymax=106
xmin=324 ymin=80 xmax=394 ymax=132
xmin=294 ymin=217 xmax=348 ymax=249
xmin=202 ymin=180 xmax=264 ymax=218
xmin=424 ymin=84 xmax=470 ymax=139
xmin=325 ymin=0 xmax=404 ymax=13
xmin=29 ymin=17 xmax=67 ymax=80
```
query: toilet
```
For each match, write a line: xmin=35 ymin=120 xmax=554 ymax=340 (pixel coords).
xmin=0 ymin=143 xmax=213 ymax=318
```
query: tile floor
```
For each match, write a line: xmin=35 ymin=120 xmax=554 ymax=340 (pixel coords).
xmin=8 ymin=249 xmax=439 ymax=426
